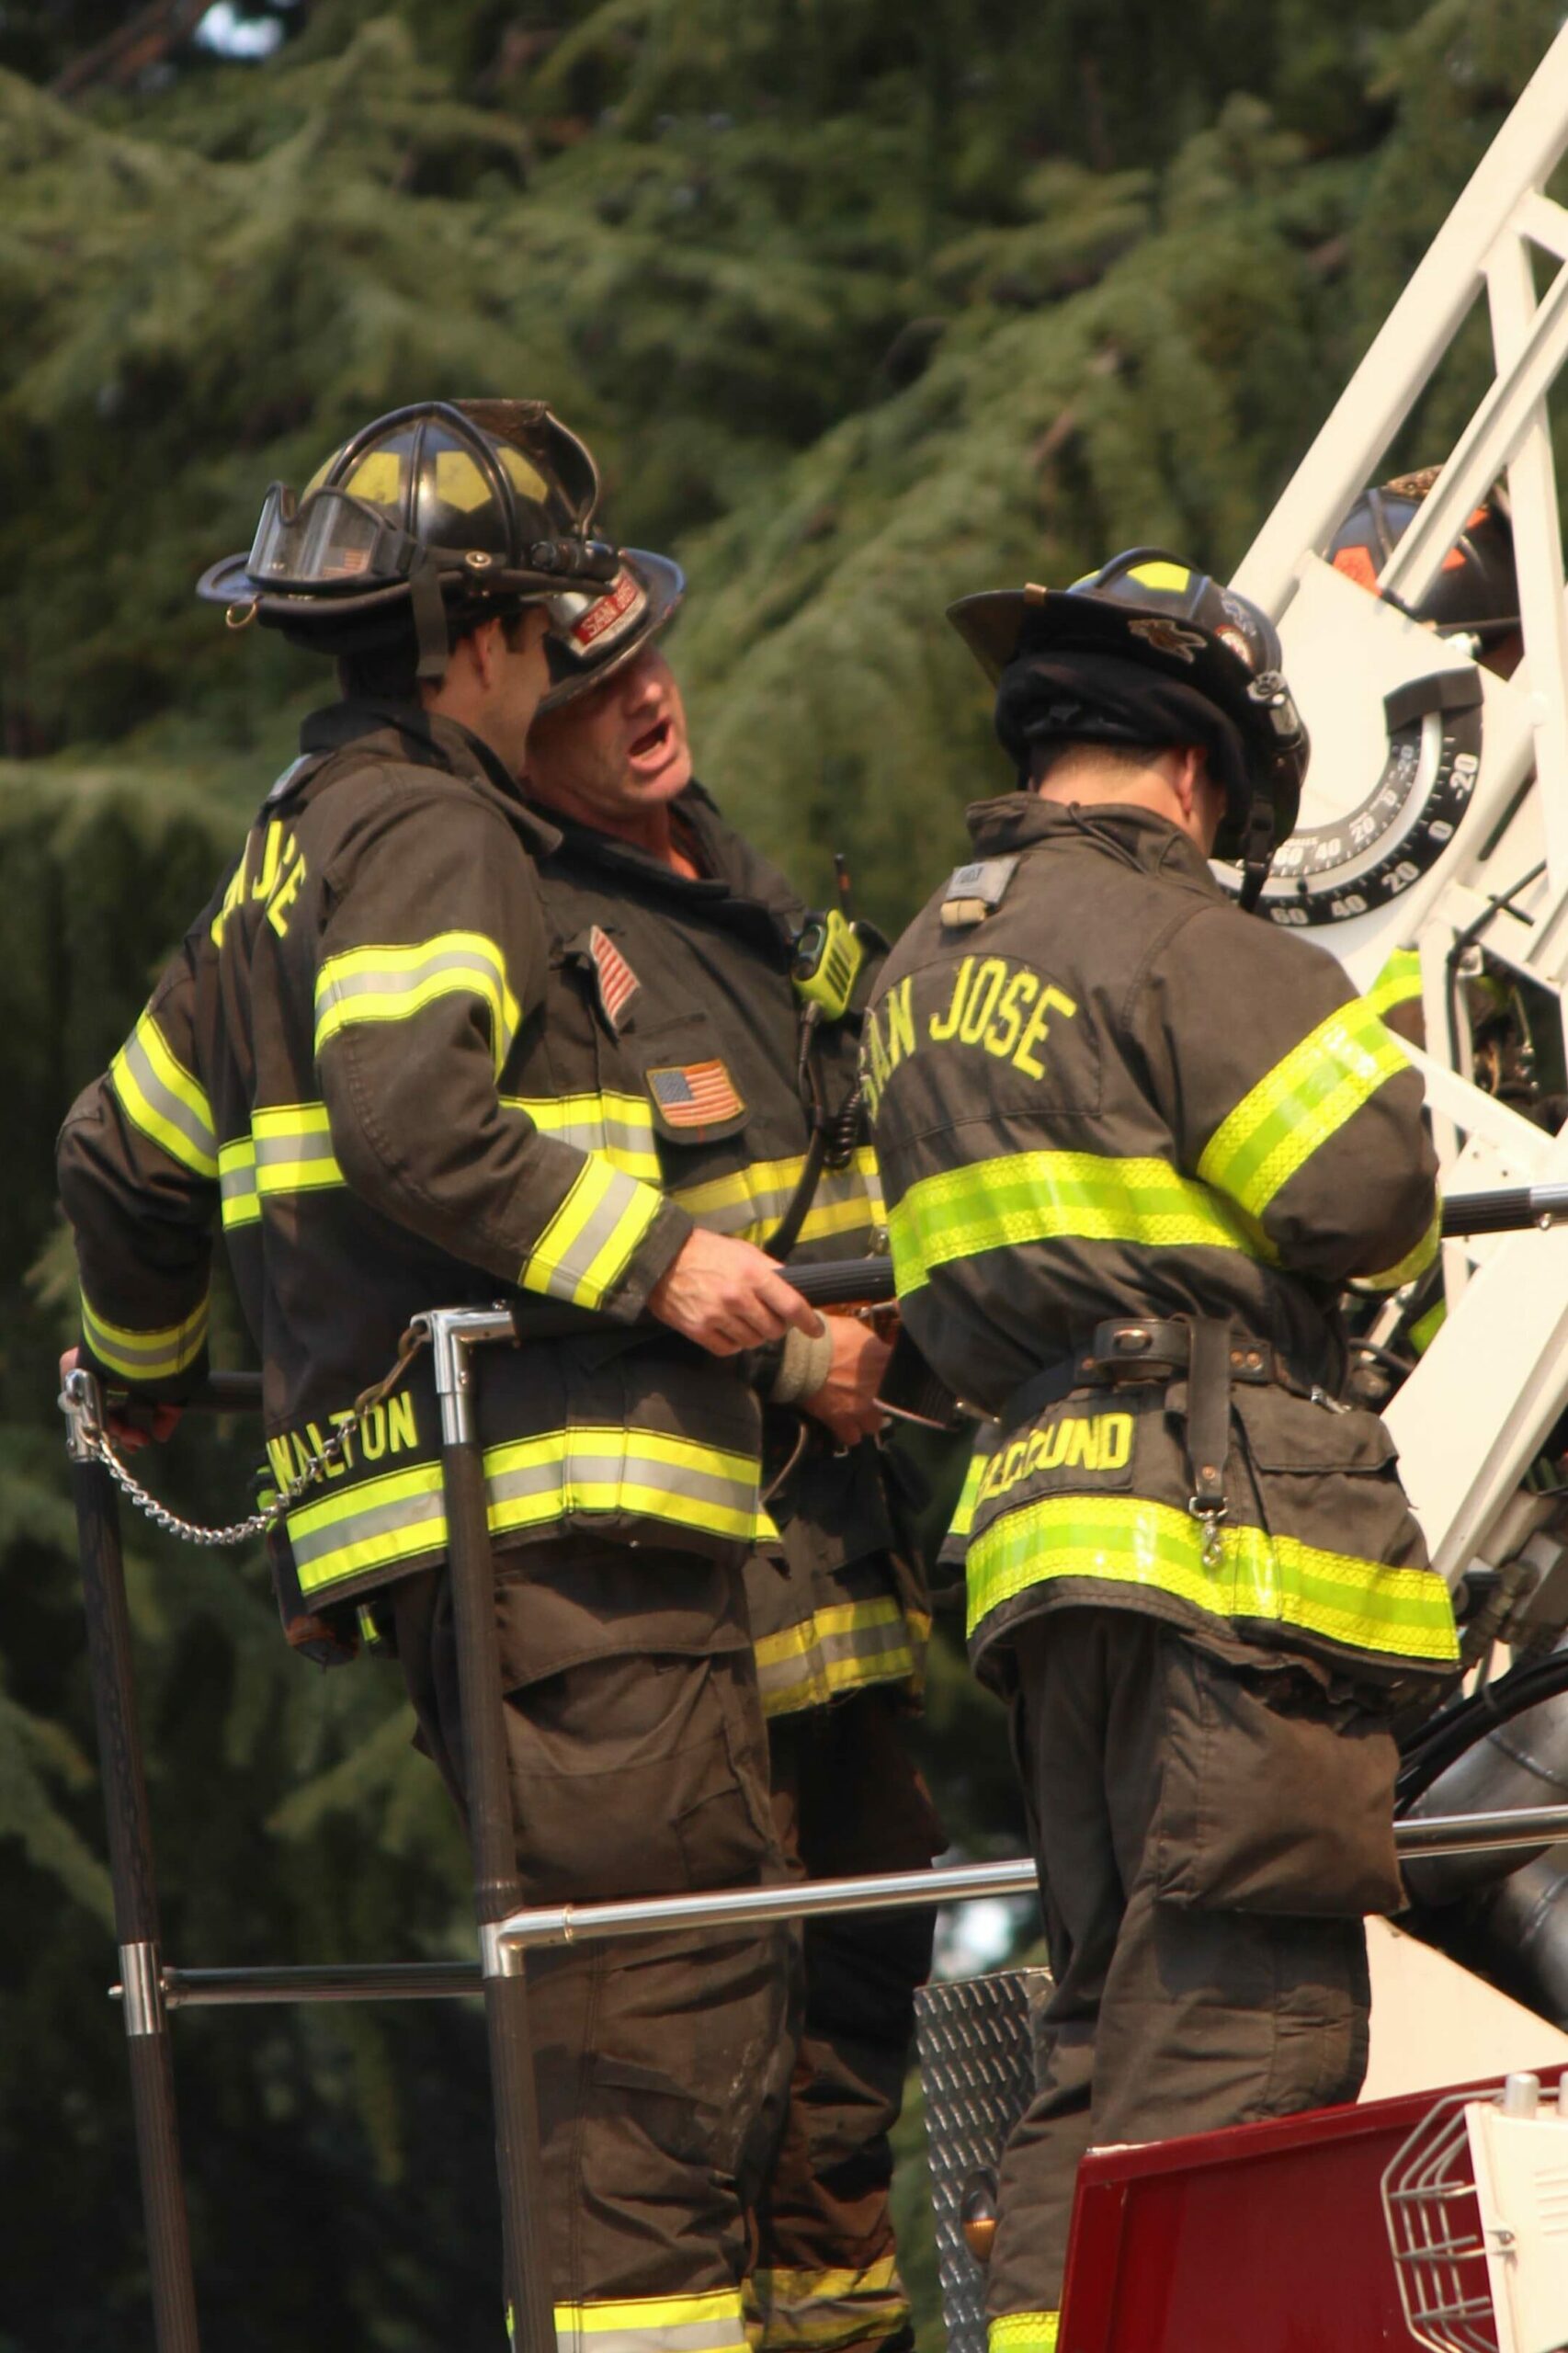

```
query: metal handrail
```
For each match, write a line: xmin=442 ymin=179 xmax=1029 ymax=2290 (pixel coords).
xmin=124 ymin=1808 xmax=1568 ymax=2008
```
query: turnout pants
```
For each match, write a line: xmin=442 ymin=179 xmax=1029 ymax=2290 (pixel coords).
xmin=749 ymin=1687 xmax=942 ymax=2353
xmin=989 ymin=1608 xmax=1399 ymax=2347
xmin=393 ymin=1538 xmax=797 ymax=2353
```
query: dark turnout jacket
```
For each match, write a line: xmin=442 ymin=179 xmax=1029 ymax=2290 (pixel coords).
xmin=58 ymin=699 xmax=918 ymax=1698
xmin=863 ymin=794 xmax=1458 ymax=1689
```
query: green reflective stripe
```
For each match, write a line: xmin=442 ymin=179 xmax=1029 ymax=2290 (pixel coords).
xmin=1358 ymin=1202 xmax=1442 ymax=1291
xmin=887 ymin=1151 xmax=1263 ymax=1295
xmin=946 ymin=1439 xmax=996 ymax=1545
xmin=670 ymin=1146 xmax=882 ymax=1246
xmin=521 ymin=1156 xmax=664 ymax=1309
xmin=109 ymin=1008 xmax=217 ymax=1178
xmin=81 ymin=1289 xmax=209 ymax=1382
xmin=755 ymin=1597 xmax=921 ymax=1717
xmin=314 ymin=931 xmax=520 ymax=1074
xmin=966 ymin=1494 xmax=1459 ymax=1665
xmin=1411 ymin=1298 xmax=1447 ymax=1355
xmin=254 ymin=1101 xmax=344 ymax=1193
xmin=1198 ymin=996 xmax=1410 ymax=1219
xmin=504 ymin=1090 xmax=661 ymax=1182
xmin=988 ymin=2317 xmax=1058 ymax=2353
xmin=287 ymin=1430 xmax=765 ymax=1599
xmin=219 ymin=1136 xmax=260 ymax=1229
xmin=487 ymin=1427 xmax=762 ymax=1543
xmin=1367 ymin=948 xmax=1423 ymax=1018
xmin=553 ymin=2287 xmax=749 ymax=2353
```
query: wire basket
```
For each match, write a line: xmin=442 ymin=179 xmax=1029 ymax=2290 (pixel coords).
xmin=1381 ymin=2092 xmax=1498 ymax=2353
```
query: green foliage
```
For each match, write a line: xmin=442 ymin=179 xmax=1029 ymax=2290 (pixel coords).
xmin=3 ymin=1 xmax=1564 ymax=2344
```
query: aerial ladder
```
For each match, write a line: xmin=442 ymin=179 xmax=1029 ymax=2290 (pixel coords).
xmin=58 ymin=20 xmax=1568 ymax=2351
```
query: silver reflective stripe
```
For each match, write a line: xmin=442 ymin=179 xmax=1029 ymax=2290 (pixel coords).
xmin=560 ymin=2322 xmax=746 ymax=2353
xmin=524 ymin=1160 xmax=658 ymax=1308
xmin=755 ymin=1617 xmax=912 ymax=1700
xmin=114 ymin=1023 xmax=217 ymax=1172
xmin=219 ymin=1141 xmax=259 ymax=1225
xmin=288 ymin=1479 xmax=445 ymax=1573
xmin=255 ymin=1123 xmax=340 ymax=1181
xmin=506 ymin=1092 xmax=660 ymax=1180
xmin=488 ymin=1443 xmax=756 ymax=1523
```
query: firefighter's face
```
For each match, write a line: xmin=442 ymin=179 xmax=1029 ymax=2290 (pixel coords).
xmin=525 ymin=646 xmax=694 ymax=823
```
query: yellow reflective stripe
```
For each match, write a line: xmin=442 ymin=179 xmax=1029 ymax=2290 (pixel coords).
xmin=109 ymin=1007 xmax=217 ymax=1178
xmin=989 ymin=2317 xmax=1059 ymax=2353
xmin=81 ymin=1289 xmax=209 ymax=1382
xmin=314 ymin=931 xmax=520 ymax=1075
xmin=966 ymin=1494 xmax=1459 ymax=1664
xmin=888 ymin=1151 xmax=1262 ymax=1295
xmin=219 ymin=1136 xmax=260 ymax=1229
xmin=754 ymin=1597 xmax=919 ymax=1717
xmin=521 ymin=1155 xmax=665 ymax=1309
xmin=486 ymin=1427 xmax=763 ymax=1544
xmin=1367 ymin=948 xmax=1423 ymax=1018
xmin=553 ymin=2289 xmax=750 ymax=2353
xmin=1358 ymin=1201 xmax=1441 ymax=1292
xmin=670 ymin=1146 xmax=881 ymax=1246
xmin=253 ymin=1101 xmax=344 ymax=1194
xmin=503 ymin=1090 xmax=661 ymax=1182
xmin=1198 ymin=996 xmax=1410 ymax=1219
xmin=288 ymin=1461 xmax=448 ymax=1592
xmin=287 ymin=1431 xmax=765 ymax=1598
xmin=221 ymin=1107 xmax=347 ymax=1228
xmin=749 ymin=2259 xmax=907 ymax=2353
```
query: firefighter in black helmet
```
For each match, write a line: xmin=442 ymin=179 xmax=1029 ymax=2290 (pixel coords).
xmin=1327 ymin=468 xmax=1521 ymax=670
xmin=520 ymin=548 xmax=942 ymax=2353
xmin=1328 ymin=472 xmax=1530 ymax=1069
xmin=59 ymin=399 xmax=820 ymax=2352
xmin=950 ymin=548 xmax=1310 ymax=910
xmin=862 ymin=550 xmax=1456 ymax=2353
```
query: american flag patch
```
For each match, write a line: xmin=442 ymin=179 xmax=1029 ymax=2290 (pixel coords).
xmin=587 ymin=925 xmax=641 ymax=1034
xmin=647 ymin=1059 xmax=744 ymax=1128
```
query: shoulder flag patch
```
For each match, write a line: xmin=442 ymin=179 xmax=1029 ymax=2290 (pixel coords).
xmin=588 ymin=924 xmax=642 ymax=1034
xmin=647 ymin=1058 xmax=744 ymax=1129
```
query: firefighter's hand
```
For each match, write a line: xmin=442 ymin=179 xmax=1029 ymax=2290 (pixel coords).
xmin=649 ymin=1230 xmax=821 ymax=1355
xmin=800 ymin=1314 xmax=891 ymax=1447
xmin=58 ymin=1347 xmax=183 ymax=1451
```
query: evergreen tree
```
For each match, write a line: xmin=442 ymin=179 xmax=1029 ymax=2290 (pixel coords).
xmin=2 ymin=3 xmax=1562 ymax=2343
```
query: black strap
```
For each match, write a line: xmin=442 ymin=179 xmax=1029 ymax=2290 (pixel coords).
xmin=1186 ymin=1316 xmax=1233 ymax=1513
xmin=996 ymin=1355 xmax=1079 ymax=1434
xmin=409 ymin=551 xmax=450 ymax=681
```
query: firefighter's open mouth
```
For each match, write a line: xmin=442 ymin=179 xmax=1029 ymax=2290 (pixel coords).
xmin=629 ymin=718 xmax=673 ymax=767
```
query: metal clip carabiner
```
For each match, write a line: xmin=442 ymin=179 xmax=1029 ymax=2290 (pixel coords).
xmin=1187 ymin=1494 xmax=1227 ymax=1568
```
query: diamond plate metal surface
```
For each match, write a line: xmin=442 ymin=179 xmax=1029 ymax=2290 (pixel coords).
xmin=915 ymin=1970 xmax=1052 ymax=2353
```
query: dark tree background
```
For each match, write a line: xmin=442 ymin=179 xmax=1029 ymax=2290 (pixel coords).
xmin=1 ymin=3 xmax=1560 ymax=2346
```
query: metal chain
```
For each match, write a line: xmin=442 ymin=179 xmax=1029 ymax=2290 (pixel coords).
xmin=68 ymin=1327 xmax=429 ymax=1550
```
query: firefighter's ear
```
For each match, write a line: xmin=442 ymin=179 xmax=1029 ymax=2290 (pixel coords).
xmin=464 ymin=616 xmax=508 ymax=692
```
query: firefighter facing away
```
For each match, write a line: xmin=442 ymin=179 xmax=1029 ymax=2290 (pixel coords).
xmin=520 ymin=551 xmax=942 ymax=2353
xmin=55 ymin=401 xmax=832 ymax=2353
xmin=859 ymin=552 xmax=1462 ymax=2347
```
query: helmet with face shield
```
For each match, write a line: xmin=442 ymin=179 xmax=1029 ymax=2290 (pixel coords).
xmin=197 ymin=399 xmax=619 ymax=680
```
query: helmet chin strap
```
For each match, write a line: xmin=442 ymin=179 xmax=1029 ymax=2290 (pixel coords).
xmin=410 ymin=551 xmax=451 ymax=683
xmin=1236 ymin=796 xmax=1277 ymax=915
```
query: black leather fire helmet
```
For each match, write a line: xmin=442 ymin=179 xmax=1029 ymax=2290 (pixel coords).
xmin=198 ymin=399 xmax=620 ymax=679
xmin=949 ymin=549 xmax=1309 ymax=910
